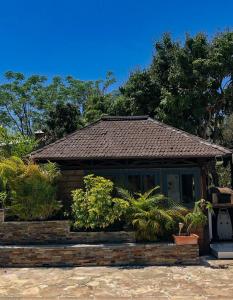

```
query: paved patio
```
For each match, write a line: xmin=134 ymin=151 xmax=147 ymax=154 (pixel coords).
xmin=0 ymin=257 xmax=233 ymax=299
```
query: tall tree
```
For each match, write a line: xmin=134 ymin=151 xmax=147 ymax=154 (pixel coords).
xmin=0 ymin=126 xmax=37 ymax=157
xmin=0 ymin=71 xmax=46 ymax=136
xmin=83 ymin=72 xmax=118 ymax=123
xmin=44 ymin=102 xmax=83 ymax=140
xmin=120 ymin=70 xmax=160 ymax=116
xmin=120 ymin=31 xmax=233 ymax=142
xmin=0 ymin=71 xmax=119 ymax=137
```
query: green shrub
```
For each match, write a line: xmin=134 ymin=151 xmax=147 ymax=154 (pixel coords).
xmin=71 ymin=175 xmax=129 ymax=229
xmin=184 ymin=199 xmax=213 ymax=233
xmin=117 ymin=186 xmax=187 ymax=241
xmin=0 ymin=156 xmax=61 ymax=220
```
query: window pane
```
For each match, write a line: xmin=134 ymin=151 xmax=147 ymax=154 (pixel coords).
xmin=128 ymin=175 xmax=141 ymax=192
xmin=182 ymin=174 xmax=195 ymax=203
xmin=143 ymin=175 xmax=155 ymax=192
xmin=167 ymin=174 xmax=180 ymax=202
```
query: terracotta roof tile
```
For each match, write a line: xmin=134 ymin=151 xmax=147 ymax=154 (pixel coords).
xmin=31 ymin=116 xmax=232 ymax=160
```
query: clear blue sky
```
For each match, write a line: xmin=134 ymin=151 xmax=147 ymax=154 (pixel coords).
xmin=0 ymin=0 xmax=233 ymax=88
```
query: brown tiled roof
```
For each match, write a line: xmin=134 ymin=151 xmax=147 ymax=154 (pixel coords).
xmin=31 ymin=116 xmax=232 ymax=160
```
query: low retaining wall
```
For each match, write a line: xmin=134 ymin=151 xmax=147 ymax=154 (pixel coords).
xmin=0 ymin=243 xmax=199 ymax=267
xmin=0 ymin=221 xmax=135 ymax=244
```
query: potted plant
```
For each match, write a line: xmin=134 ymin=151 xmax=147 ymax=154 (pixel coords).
xmin=0 ymin=192 xmax=7 ymax=222
xmin=173 ymin=199 xmax=213 ymax=245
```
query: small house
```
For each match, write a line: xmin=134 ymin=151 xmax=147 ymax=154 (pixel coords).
xmin=31 ymin=116 xmax=232 ymax=208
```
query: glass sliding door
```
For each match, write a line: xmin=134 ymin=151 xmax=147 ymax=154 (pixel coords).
xmin=87 ymin=167 xmax=201 ymax=203
xmin=162 ymin=168 xmax=201 ymax=205
xmin=167 ymin=173 xmax=181 ymax=202
xmin=90 ymin=168 xmax=160 ymax=193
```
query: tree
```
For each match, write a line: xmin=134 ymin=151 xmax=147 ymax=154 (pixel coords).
xmin=83 ymin=72 xmax=118 ymax=123
xmin=120 ymin=31 xmax=233 ymax=142
xmin=0 ymin=70 xmax=120 ymax=137
xmin=222 ymin=113 xmax=233 ymax=148
xmin=44 ymin=103 xmax=83 ymax=140
xmin=0 ymin=71 xmax=46 ymax=136
xmin=0 ymin=126 xmax=37 ymax=158
xmin=120 ymin=70 xmax=160 ymax=116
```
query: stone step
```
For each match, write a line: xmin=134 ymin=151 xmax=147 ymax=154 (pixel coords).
xmin=0 ymin=243 xmax=199 ymax=267
xmin=210 ymin=242 xmax=233 ymax=259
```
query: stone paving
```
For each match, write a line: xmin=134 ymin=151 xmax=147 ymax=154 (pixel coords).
xmin=0 ymin=257 xmax=233 ymax=299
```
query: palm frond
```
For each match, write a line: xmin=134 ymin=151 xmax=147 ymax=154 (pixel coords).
xmin=116 ymin=187 xmax=134 ymax=202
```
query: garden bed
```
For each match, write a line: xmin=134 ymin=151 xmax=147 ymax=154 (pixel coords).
xmin=0 ymin=220 xmax=135 ymax=245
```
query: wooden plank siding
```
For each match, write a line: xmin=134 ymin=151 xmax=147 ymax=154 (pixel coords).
xmin=57 ymin=170 xmax=84 ymax=207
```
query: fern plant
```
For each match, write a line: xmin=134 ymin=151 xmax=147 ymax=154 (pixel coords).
xmin=117 ymin=186 xmax=187 ymax=241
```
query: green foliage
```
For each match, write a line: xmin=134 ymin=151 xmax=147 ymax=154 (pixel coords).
xmin=120 ymin=70 xmax=160 ymax=116
xmin=216 ymin=163 xmax=231 ymax=187
xmin=0 ymin=72 xmax=47 ymax=136
xmin=184 ymin=199 xmax=213 ymax=233
xmin=71 ymin=175 xmax=129 ymax=229
xmin=222 ymin=114 xmax=233 ymax=148
xmin=117 ymin=186 xmax=186 ymax=241
xmin=0 ymin=70 xmax=121 ymax=138
xmin=45 ymin=102 xmax=83 ymax=140
xmin=120 ymin=31 xmax=233 ymax=142
xmin=0 ymin=156 xmax=61 ymax=220
xmin=0 ymin=156 xmax=25 ymax=190
xmin=0 ymin=126 xmax=37 ymax=158
xmin=2 ymin=30 xmax=233 ymax=145
xmin=184 ymin=212 xmax=207 ymax=234
xmin=83 ymin=72 xmax=119 ymax=123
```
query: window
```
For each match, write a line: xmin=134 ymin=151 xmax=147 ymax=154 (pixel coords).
xmin=89 ymin=167 xmax=201 ymax=203
xmin=167 ymin=174 xmax=181 ymax=202
xmin=128 ymin=175 xmax=141 ymax=192
xmin=143 ymin=175 xmax=156 ymax=192
xmin=163 ymin=168 xmax=200 ymax=205
xmin=182 ymin=174 xmax=195 ymax=203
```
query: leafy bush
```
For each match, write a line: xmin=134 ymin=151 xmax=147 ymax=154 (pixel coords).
xmin=118 ymin=186 xmax=186 ymax=241
xmin=184 ymin=199 xmax=213 ymax=233
xmin=71 ymin=175 xmax=129 ymax=229
xmin=0 ymin=126 xmax=37 ymax=158
xmin=0 ymin=156 xmax=61 ymax=220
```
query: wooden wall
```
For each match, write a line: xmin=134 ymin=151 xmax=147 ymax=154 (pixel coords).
xmin=57 ymin=170 xmax=84 ymax=208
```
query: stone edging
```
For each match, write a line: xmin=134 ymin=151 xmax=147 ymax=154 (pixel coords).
xmin=0 ymin=220 xmax=135 ymax=244
xmin=0 ymin=243 xmax=199 ymax=267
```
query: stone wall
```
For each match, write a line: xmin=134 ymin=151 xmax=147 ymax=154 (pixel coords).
xmin=0 ymin=221 xmax=135 ymax=245
xmin=0 ymin=243 xmax=199 ymax=267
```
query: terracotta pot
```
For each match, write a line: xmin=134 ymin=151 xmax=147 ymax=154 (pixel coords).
xmin=173 ymin=234 xmax=199 ymax=245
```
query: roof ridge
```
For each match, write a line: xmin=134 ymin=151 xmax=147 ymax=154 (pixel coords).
xmin=101 ymin=115 xmax=149 ymax=121
xmin=148 ymin=118 xmax=231 ymax=155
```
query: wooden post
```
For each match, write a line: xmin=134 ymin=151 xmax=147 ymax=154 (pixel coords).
xmin=201 ymin=166 xmax=207 ymax=199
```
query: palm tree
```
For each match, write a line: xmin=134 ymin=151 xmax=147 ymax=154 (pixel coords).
xmin=117 ymin=186 xmax=186 ymax=241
